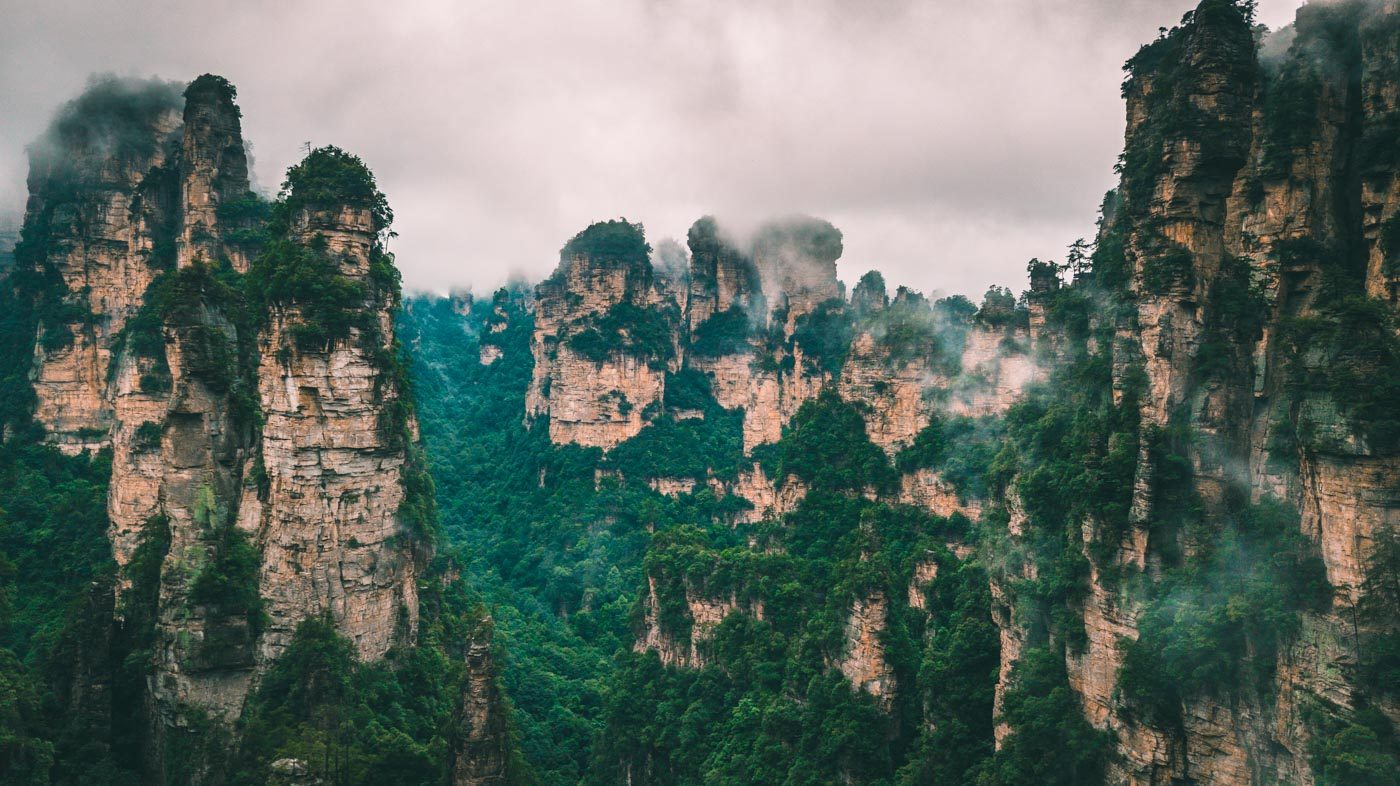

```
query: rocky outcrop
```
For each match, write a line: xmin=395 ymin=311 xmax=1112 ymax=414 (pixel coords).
xmin=25 ymin=79 xmax=184 ymax=453
xmin=750 ymin=216 xmax=844 ymax=330
xmin=973 ymin=3 xmax=1400 ymax=783
xmin=526 ymin=221 xmax=679 ymax=449
xmin=948 ymin=326 xmax=1039 ymax=416
xmin=452 ymin=624 xmax=511 ymax=786
xmin=12 ymin=79 xmax=451 ymax=772
xmin=635 ymin=576 xmax=759 ymax=668
xmin=725 ymin=463 xmax=808 ymax=524
xmin=897 ymin=469 xmax=982 ymax=522
xmin=238 ymin=202 xmax=421 ymax=668
xmin=906 ymin=558 xmax=940 ymax=610
xmin=838 ymin=331 xmax=937 ymax=454
xmin=648 ymin=476 xmax=697 ymax=497
xmin=835 ymin=593 xmax=896 ymax=709
xmin=685 ymin=216 xmax=762 ymax=332
xmin=176 ymin=76 xmax=252 ymax=271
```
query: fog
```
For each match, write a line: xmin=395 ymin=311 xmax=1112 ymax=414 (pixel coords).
xmin=0 ymin=0 xmax=1304 ymax=297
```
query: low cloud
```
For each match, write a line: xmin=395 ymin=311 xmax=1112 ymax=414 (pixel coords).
xmin=0 ymin=0 xmax=1305 ymax=298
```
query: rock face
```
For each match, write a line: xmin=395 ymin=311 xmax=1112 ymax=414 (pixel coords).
xmin=13 ymin=76 xmax=438 ymax=765
xmin=635 ymin=575 xmax=759 ymax=669
xmin=835 ymin=593 xmax=897 ymax=710
xmin=685 ymin=216 xmax=763 ymax=332
xmin=94 ymin=78 xmax=267 ymax=728
xmin=237 ymin=202 xmax=420 ymax=669
xmin=525 ymin=220 xmax=679 ymax=449
xmin=25 ymin=78 xmax=185 ymax=454
xmin=975 ymin=3 xmax=1400 ymax=783
xmin=452 ymin=625 xmax=511 ymax=786
xmin=176 ymin=76 xmax=252 ymax=271
xmin=528 ymin=216 xmax=856 ymax=456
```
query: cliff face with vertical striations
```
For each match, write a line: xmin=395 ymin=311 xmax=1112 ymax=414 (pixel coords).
xmin=4 ymin=75 xmax=513 ymax=784
xmin=237 ymin=200 xmax=421 ymax=671
xmin=980 ymin=3 xmax=1400 ymax=783
xmin=24 ymin=79 xmax=185 ymax=454
xmin=525 ymin=220 xmax=680 ymax=448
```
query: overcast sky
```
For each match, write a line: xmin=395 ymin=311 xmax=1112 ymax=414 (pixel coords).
xmin=0 ymin=0 xmax=1304 ymax=299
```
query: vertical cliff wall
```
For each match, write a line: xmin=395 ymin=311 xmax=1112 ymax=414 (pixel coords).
xmin=239 ymin=196 xmax=422 ymax=670
xmin=977 ymin=3 xmax=1400 ymax=783
xmin=22 ymin=78 xmax=185 ymax=454
xmin=525 ymin=219 xmax=680 ymax=448
xmin=2 ymin=76 xmax=513 ymax=784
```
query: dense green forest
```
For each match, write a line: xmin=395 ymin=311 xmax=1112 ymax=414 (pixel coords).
xmin=398 ymin=278 xmax=1080 ymax=784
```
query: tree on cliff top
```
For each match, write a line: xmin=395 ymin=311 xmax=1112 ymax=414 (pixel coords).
xmin=183 ymin=74 xmax=239 ymax=111
xmin=560 ymin=219 xmax=651 ymax=267
xmin=277 ymin=145 xmax=393 ymax=232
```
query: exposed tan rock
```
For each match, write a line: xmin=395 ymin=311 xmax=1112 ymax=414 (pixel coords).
xmin=726 ymin=463 xmax=807 ymax=524
xmin=241 ymin=205 xmax=420 ymax=667
xmin=27 ymin=98 xmax=183 ymax=453
xmin=896 ymin=468 xmax=982 ymax=522
xmin=907 ymin=558 xmax=939 ymax=611
xmin=635 ymin=575 xmax=758 ymax=668
xmin=994 ymin=5 xmax=1400 ymax=782
xmin=452 ymin=625 xmax=510 ymax=786
xmin=537 ymin=345 xmax=664 ymax=449
xmin=648 ymin=477 xmax=697 ymax=497
xmin=685 ymin=216 xmax=761 ymax=332
xmin=836 ymin=593 xmax=896 ymax=709
xmin=526 ymin=237 xmax=678 ymax=450
xmin=945 ymin=326 xmax=1039 ymax=417
xmin=177 ymin=77 xmax=251 ymax=271
xmin=838 ymin=331 xmax=938 ymax=454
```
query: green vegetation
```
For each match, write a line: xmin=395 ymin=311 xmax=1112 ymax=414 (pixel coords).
xmin=859 ymin=290 xmax=968 ymax=371
xmin=974 ymin=286 xmax=1022 ymax=327
xmin=790 ymin=298 xmax=853 ymax=375
xmin=1138 ymin=243 xmax=1195 ymax=294
xmin=566 ymin=301 xmax=678 ymax=366
xmin=184 ymin=73 xmax=239 ymax=112
xmin=689 ymin=307 xmax=752 ymax=357
xmin=0 ymin=442 xmax=132 ymax=783
xmin=894 ymin=414 xmax=1003 ymax=499
xmin=1303 ymin=696 xmax=1400 ymax=786
xmin=766 ymin=390 xmax=894 ymax=493
xmin=231 ymin=582 xmax=530 ymax=786
xmin=975 ymin=648 xmax=1110 ymax=786
xmin=188 ymin=487 xmax=266 ymax=634
xmin=1283 ymin=291 xmax=1400 ymax=454
xmin=896 ymin=560 xmax=998 ymax=785
xmin=273 ymin=146 xmax=392 ymax=233
xmin=592 ymin=490 xmax=989 ymax=785
xmin=249 ymin=234 xmax=373 ymax=350
xmin=401 ymin=293 xmax=638 ymax=781
xmin=1117 ymin=497 xmax=1331 ymax=721
xmin=401 ymin=294 xmax=1005 ymax=783
xmin=1194 ymin=253 xmax=1267 ymax=380
xmin=606 ymin=407 xmax=744 ymax=484
xmin=1118 ymin=0 xmax=1256 ymax=212
xmin=561 ymin=220 xmax=651 ymax=268
xmin=1259 ymin=59 xmax=1322 ymax=177
xmin=217 ymin=191 xmax=273 ymax=248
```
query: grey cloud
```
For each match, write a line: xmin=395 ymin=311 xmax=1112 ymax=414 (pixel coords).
xmin=0 ymin=0 xmax=1305 ymax=298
